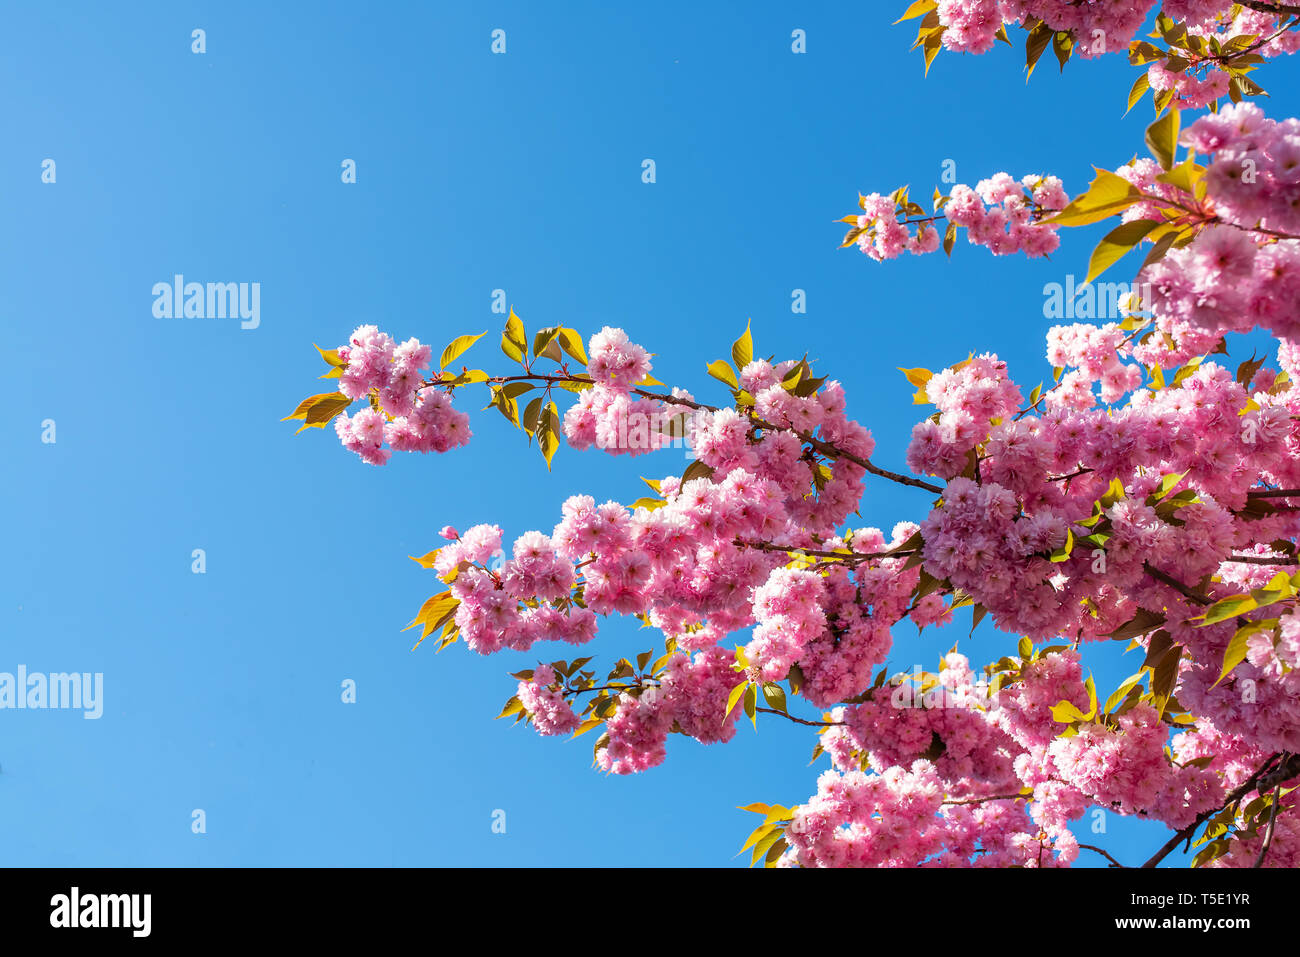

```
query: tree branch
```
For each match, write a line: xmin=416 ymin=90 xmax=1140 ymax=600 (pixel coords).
xmin=755 ymin=707 xmax=842 ymax=727
xmin=1143 ymin=752 xmax=1300 ymax=868
xmin=1253 ymin=785 xmax=1284 ymax=868
xmin=1079 ymin=843 xmax=1127 ymax=868
xmin=1143 ymin=562 xmax=1212 ymax=606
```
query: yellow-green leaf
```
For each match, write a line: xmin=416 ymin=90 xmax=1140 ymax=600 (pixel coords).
xmin=1146 ymin=109 xmax=1181 ymax=171
xmin=539 ymin=401 xmax=560 ymax=470
xmin=732 ymin=320 xmax=754 ymax=371
xmin=707 ymin=359 xmax=739 ymax=390
xmin=894 ymin=0 xmax=936 ymax=23
xmin=725 ymin=680 xmax=748 ymax=718
xmin=440 ymin=331 xmax=486 ymax=370
xmin=558 ymin=327 xmax=588 ymax=365
xmin=1212 ymin=627 xmax=1254 ymax=688
xmin=1198 ymin=594 xmax=1257 ymax=626
xmin=410 ymin=548 xmax=442 ymax=569
xmin=502 ymin=309 xmax=527 ymax=364
xmin=1085 ymin=218 xmax=1160 ymax=283
xmin=1040 ymin=168 xmax=1142 ymax=227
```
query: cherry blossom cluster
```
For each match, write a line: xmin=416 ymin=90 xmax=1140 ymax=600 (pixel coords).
xmin=1147 ymin=61 xmax=1230 ymax=110
xmin=435 ymin=524 xmax=596 ymax=655
xmin=331 ymin=325 xmax=471 ymax=465
xmin=1045 ymin=323 xmax=1144 ymax=407
xmin=939 ymin=1 xmax=1156 ymax=58
xmin=516 ymin=665 xmax=582 ymax=736
xmin=853 ymin=175 xmax=1065 ymax=262
xmin=938 ymin=1 xmax=1298 ymax=65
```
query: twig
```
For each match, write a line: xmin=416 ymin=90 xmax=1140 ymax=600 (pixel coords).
xmin=1079 ymin=843 xmax=1127 ymax=868
xmin=1247 ymin=488 xmax=1300 ymax=499
xmin=1143 ymin=752 xmax=1300 ymax=868
xmin=755 ymin=707 xmax=842 ymax=727
xmin=1143 ymin=562 xmax=1212 ymax=606
xmin=1253 ymin=785 xmax=1283 ymax=868
xmin=1227 ymin=554 xmax=1299 ymax=566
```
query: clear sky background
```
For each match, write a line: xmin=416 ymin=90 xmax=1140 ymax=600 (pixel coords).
xmin=4 ymin=1 xmax=1299 ymax=867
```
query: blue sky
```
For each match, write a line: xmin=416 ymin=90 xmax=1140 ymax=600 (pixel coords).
xmin=4 ymin=2 xmax=1299 ymax=867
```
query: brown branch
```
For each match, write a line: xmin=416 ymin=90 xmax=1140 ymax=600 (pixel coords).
xmin=1079 ymin=843 xmax=1127 ymax=868
xmin=1143 ymin=562 xmax=1212 ymax=606
xmin=736 ymin=539 xmax=916 ymax=564
xmin=755 ymin=707 xmax=842 ymax=727
xmin=1253 ymin=785 xmax=1284 ymax=868
xmin=1143 ymin=752 xmax=1300 ymax=868
xmin=1227 ymin=554 xmax=1299 ymax=566
xmin=471 ymin=370 xmax=948 ymax=495
xmin=1238 ymin=0 xmax=1300 ymax=17
xmin=1048 ymin=467 xmax=1093 ymax=483
xmin=1247 ymin=488 xmax=1300 ymax=499
xmin=942 ymin=792 xmax=1025 ymax=806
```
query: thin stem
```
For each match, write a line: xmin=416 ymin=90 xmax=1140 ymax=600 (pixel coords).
xmin=1079 ymin=843 xmax=1126 ymax=868
xmin=468 ymin=370 xmax=947 ymax=495
xmin=1143 ymin=562 xmax=1212 ymax=606
xmin=1227 ymin=554 xmax=1299 ymax=566
xmin=736 ymin=539 xmax=916 ymax=565
xmin=755 ymin=707 xmax=842 ymax=727
xmin=1238 ymin=0 xmax=1300 ymax=17
xmin=1048 ymin=467 xmax=1093 ymax=483
xmin=1247 ymin=488 xmax=1300 ymax=499
xmin=1253 ymin=785 xmax=1283 ymax=868
xmin=942 ymin=793 xmax=1024 ymax=806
